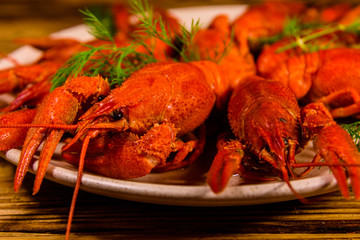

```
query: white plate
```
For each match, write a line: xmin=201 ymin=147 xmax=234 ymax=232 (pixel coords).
xmin=2 ymin=143 xmax=339 ymax=206
xmin=0 ymin=5 xmax=340 ymax=206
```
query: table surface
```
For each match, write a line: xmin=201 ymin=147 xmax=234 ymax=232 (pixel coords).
xmin=1 ymin=1 xmax=360 ymax=240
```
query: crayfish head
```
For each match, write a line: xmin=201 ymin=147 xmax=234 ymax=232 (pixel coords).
xmin=243 ymin=101 xmax=300 ymax=177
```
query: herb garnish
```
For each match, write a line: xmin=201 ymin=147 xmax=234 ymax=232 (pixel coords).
xmin=275 ymin=18 xmax=360 ymax=53
xmin=80 ymin=9 xmax=115 ymax=43
xmin=127 ymin=0 xmax=201 ymax=62
xmin=51 ymin=6 xmax=155 ymax=90
xmin=51 ymin=0 xmax=202 ymax=90
xmin=341 ymin=121 xmax=360 ymax=151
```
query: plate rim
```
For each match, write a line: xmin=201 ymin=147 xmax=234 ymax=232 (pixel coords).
xmin=3 ymin=148 xmax=339 ymax=206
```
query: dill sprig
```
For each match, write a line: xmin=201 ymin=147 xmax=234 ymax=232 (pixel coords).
xmin=88 ymin=6 xmax=116 ymax=38
xmin=51 ymin=43 xmax=156 ymax=90
xmin=51 ymin=45 xmax=109 ymax=90
xmin=128 ymin=0 xmax=175 ymax=56
xmin=51 ymin=0 xmax=204 ymax=90
xmin=128 ymin=0 xmax=201 ymax=62
xmin=341 ymin=121 xmax=360 ymax=151
xmin=80 ymin=8 xmax=115 ymax=43
xmin=176 ymin=19 xmax=203 ymax=62
xmin=276 ymin=18 xmax=360 ymax=53
xmin=51 ymin=5 xmax=158 ymax=90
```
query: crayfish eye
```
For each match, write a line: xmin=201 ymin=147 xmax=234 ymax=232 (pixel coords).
xmin=111 ymin=110 xmax=123 ymax=120
xmin=97 ymin=95 xmax=106 ymax=102
xmin=283 ymin=137 xmax=288 ymax=146
xmin=279 ymin=118 xmax=287 ymax=123
xmin=22 ymin=104 xmax=36 ymax=109
xmin=264 ymin=144 xmax=271 ymax=153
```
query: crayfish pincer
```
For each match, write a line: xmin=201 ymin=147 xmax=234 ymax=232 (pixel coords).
xmin=207 ymin=75 xmax=360 ymax=199
xmin=13 ymin=76 xmax=110 ymax=194
xmin=62 ymin=60 xmax=230 ymax=180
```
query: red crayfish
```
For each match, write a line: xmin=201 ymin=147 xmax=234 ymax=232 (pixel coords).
xmin=61 ymin=60 xmax=229 ymax=180
xmin=207 ymin=76 xmax=360 ymax=199
xmin=268 ymin=48 xmax=360 ymax=119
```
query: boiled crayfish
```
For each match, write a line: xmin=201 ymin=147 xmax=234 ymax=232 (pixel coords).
xmin=61 ymin=60 xmax=229 ymax=179
xmin=268 ymin=48 xmax=360 ymax=119
xmin=207 ymin=76 xmax=360 ymax=199
xmin=3 ymin=2 xmax=360 ymax=240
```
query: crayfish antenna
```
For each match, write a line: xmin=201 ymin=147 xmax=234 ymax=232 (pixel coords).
xmin=65 ymin=134 xmax=91 ymax=240
xmin=260 ymin=149 xmax=310 ymax=204
xmin=280 ymin=166 xmax=310 ymax=204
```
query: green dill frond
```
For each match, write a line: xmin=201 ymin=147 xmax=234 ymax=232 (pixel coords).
xmin=344 ymin=19 xmax=360 ymax=35
xmin=276 ymin=18 xmax=360 ymax=53
xmin=128 ymin=0 xmax=177 ymax=54
xmin=51 ymin=0 xmax=204 ymax=91
xmin=341 ymin=121 xmax=360 ymax=151
xmin=282 ymin=17 xmax=302 ymax=38
xmin=80 ymin=8 xmax=115 ymax=43
xmin=51 ymin=45 xmax=109 ymax=90
xmin=50 ymin=5 xmax=160 ymax=91
xmin=128 ymin=0 xmax=202 ymax=62
xmin=252 ymin=18 xmax=304 ymax=47
xmin=109 ymin=45 xmax=157 ymax=87
xmin=177 ymin=19 xmax=203 ymax=62
xmin=50 ymin=42 xmax=155 ymax=90
xmin=88 ymin=6 xmax=116 ymax=38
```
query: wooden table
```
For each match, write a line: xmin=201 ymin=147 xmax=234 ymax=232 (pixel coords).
xmin=1 ymin=1 xmax=360 ymax=239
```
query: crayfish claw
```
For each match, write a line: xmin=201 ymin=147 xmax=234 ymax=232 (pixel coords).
xmin=33 ymin=129 xmax=65 ymax=194
xmin=14 ymin=127 xmax=46 ymax=192
xmin=314 ymin=124 xmax=360 ymax=199
xmin=302 ymin=102 xmax=360 ymax=199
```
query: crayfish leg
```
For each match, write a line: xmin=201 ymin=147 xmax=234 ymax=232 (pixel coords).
xmin=317 ymin=88 xmax=360 ymax=118
xmin=62 ymin=123 xmax=182 ymax=179
xmin=153 ymin=124 xmax=207 ymax=172
xmin=207 ymin=140 xmax=244 ymax=193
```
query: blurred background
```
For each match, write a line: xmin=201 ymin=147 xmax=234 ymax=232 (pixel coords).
xmin=0 ymin=0 xmax=358 ymax=53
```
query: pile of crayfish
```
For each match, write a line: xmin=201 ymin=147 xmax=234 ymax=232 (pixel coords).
xmin=2 ymin=0 xmax=360 ymax=238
